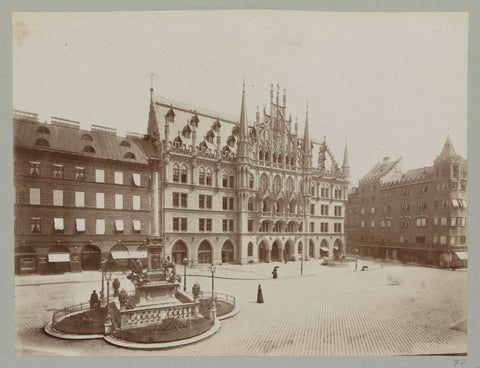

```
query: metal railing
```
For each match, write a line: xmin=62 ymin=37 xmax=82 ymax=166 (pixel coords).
xmin=197 ymin=291 xmax=236 ymax=306
xmin=52 ymin=301 xmax=90 ymax=326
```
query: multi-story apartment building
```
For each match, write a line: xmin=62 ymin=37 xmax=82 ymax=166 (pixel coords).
xmin=14 ymin=83 xmax=350 ymax=274
xmin=345 ymin=136 xmax=467 ymax=268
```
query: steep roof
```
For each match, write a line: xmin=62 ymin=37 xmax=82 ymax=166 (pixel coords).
xmin=360 ymin=157 xmax=402 ymax=184
xmin=439 ymin=134 xmax=457 ymax=158
xmin=13 ymin=115 xmax=150 ymax=164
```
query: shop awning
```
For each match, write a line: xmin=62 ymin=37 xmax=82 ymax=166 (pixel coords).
xmin=115 ymin=220 xmax=124 ymax=231
xmin=48 ymin=253 xmax=70 ymax=262
xmin=320 ymin=247 xmax=329 ymax=251
xmin=111 ymin=250 xmax=130 ymax=259
xmin=54 ymin=218 xmax=64 ymax=231
xmin=76 ymin=218 xmax=85 ymax=232
xmin=130 ymin=250 xmax=148 ymax=259
xmin=133 ymin=220 xmax=141 ymax=231
xmin=455 ymin=251 xmax=468 ymax=260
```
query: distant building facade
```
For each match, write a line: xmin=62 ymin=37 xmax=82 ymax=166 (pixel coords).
xmin=345 ymin=136 xmax=467 ymax=268
xmin=14 ymin=83 xmax=350 ymax=274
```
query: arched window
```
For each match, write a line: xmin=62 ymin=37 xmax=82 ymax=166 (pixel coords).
xmin=180 ymin=165 xmax=188 ymax=183
xmin=247 ymin=242 xmax=253 ymax=257
xmin=259 ymin=150 xmax=264 ymax=161
xmin=82 ymin=145 xmax=95 ymax=153
xmin=81 ymin=134 xmax=93 ymax=141
xmin=197 ymin=241 xmax=212 ymax=264
xmin=124 ymin=152 xmax=135 ymax=159
xmin=260 ymin=173 xmax=269 ymax=191
xmin=172 ymin=164 xmax=179 ymax=182
xmin=265 ymin=151 xmax=270 ymax=161
xmin=199 ymin=167 xmax=205 ymax=185
xmin=36 ymin=126 xmax=50 ymax=134
xmin=120 ymin=140 xmax=131 ymax=147
xmin=246 ymin=197 xmax=253 ymax=211
xmin=206 ymin=167 xmax=213 ymax=186
xmin=273 ymin=175 xmax=282 ymax=193
xmin=34 ymin=138 xmax=50 ymax=148
xmin=222 ymin=172 xmax=228 ymax=187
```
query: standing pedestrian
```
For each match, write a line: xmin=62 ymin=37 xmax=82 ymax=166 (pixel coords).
xmin=257 ymin=284 xmax=264 ymax=303
xmin=90 ymin=290 xmax=99 ymax=309
xmin=272 ymin=266 xmax=278 ymax=279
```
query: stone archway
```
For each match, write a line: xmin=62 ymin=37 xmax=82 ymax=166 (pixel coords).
xmin=258 ymin=241 xmax=268 ymax=263
xmin=81 ymin=243 xmax=101 ymax=271
xmin=198 ymin=240 xmax=212 ymax=264
xmin=221 ymin=240 xmax=235 ymax=263
xmin=15 ymin=245 xmax=37 ymax=275
xmin=48 ymin=244 xmax=71 ymax=274
xmin=271 ymin=240 xmax=282 ymax=262
xmin=320 ymin=239 xmax=329 ymax=258
xmin=172 ymin=240 xmax=188 ymax=265
xmin=284 ymin=239 xmax=295 ymax=261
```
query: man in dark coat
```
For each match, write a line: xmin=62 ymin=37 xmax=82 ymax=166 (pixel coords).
xmin=90 ymin=290 xmax=99 ymax=309
xmin=272 ymin=267 xmax=278 ymax=279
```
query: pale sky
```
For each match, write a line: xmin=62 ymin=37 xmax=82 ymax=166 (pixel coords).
xmin=12 ymin=11 xmax=468 ymax=185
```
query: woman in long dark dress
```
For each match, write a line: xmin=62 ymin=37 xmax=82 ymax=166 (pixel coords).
xmin=257 ymin=284 xmax=264 ymax=303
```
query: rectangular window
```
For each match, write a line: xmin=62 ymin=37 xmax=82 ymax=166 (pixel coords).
xmin=360 ymin=221 xmax=364 ymax=228
xmin=449 ymin=236 xmax=456 ymax=245
xmin=54 ymin=218 xmax=64 ymax=232
xmin=30 ymin=188 xmax=40 ymax=205
xmin=206 ymin=195 xmax=212 ymax=209
xmin=96 ymin=219 xmax=105 ymax=235
xmin=222 ymin=174 xmax=228 ymax=188
xmin=441 ymin=217 xmax=447 ymax=226
xmin=450 ymin=217 xmax=457 ymax=226
xmin=371 ymin=207 xmax=375 ymax=214
xmin=199 ymin=194 xmax=205 ymax=209
xmin=310 ymin=222 xmax=314 ymax=232
xmin=114 ymin=171 xmax=123 ymax=185
xmin=173 ymin=192 xmax=179 ymax=207
xmin=29 ymin=161 xmax=40 ymax=176
xmin=222 ymin=197 xmax=228 ymax=210
xmin=53 ymin=190 xmax=63 ymax=206
xmin=434 ymin=217 xmax=438 ymax=226
xmin=229 ymin=220 xmax=234 ymax=231
xmin=133 ymin=195 xmax=141 ymax=210
xmin=53 ymin=164 xmax=63 ymax=179
xmin=206 ymin=219 xmax=212 ymax=231
xmin=311 ymin=204 xmax=315 ymax=215
xmin=173 ymin=167 xmax=179 ymax=182
xmin=75 ymin=167 xmax=85 ymax=181
xmin=75 ymin=191 xmax=85 ymax=207
xmin=95 ymin=169 xmax=105 ymax=183
xmin=173 ymin=217 xmax=179 ymax=231
xmin=440 ymin=236 xmax=447 ymax=245
xmin=132 ymin=173 xmax=141 ymax=186
xmin=181 ymin=218 xmax=187 ymax=231
xmin=223 ymin=219 xmax=228 ymax=232
xmin=115 ymin=219 xmax=124 ymax=233
xmin=249 ymin=176 xmax=254 ymax=189
xmin=199 ymin=219 xmax=205 ymax=231
xmin=460 ymin=217 xmax=466 ymax=227
xmin=371 ymin=220 xmax=375 ymax=228
xmin=199 ymin=170 xmax=206 ymax=185
xmin=30 ymin=217 xmax=41 ymax=233
xmin=206 ymin=172 xmax=212 ymax=186
xmin=248 ymin=220 xmax=253 ymax=232
xmin=115 ymin=194 xmax=123 ymax=209
xmin=76 ymin=218 xmax=86 ymax=232
xmin=181 ymin=193 xmax=187 ymax=208
xmin=96 ymin=193 xmax=105 ymax=209
xmin=229 ymin=197 xmax=234 ymax=210
xmin=133 ymin=220 xmax=141 ymax=233
xmin=229 ymin=175 xmax=234 ymax=188
xmin=180 ymin=169 xmax=187 ymax=183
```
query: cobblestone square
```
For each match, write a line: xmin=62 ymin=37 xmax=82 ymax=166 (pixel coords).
xmin=15 ymin=259 xmax=467 ymax=356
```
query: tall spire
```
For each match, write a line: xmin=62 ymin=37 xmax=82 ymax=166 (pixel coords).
xmin=439 ymin=131 xmax=457 ymax=157
xmin=342 ymin=138 xmax=349 ymax=168
xmin=147 ymin=87 xmax=160 ymax=145
xmin=303 ymin=103 xmax=311 ymax=157
xmin=239 ymin=80 xmax=248 ymax=139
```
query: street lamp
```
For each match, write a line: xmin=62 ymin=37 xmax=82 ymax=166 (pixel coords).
xmin=355 ymin=248 xmax=358 ymax=271
xmin=210 ymin=264 xmax=216 ymax=307
xmin=99 ymin=260 xmax=106 ymax=299
xmin=105 ymin=269 xmax=113 ymax=322
xmin=183 ymin=257 xmax=188 ymax=292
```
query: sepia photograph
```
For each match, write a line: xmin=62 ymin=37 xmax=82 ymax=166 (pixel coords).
xmin=11 ymin=10 xmax=469 ymax=358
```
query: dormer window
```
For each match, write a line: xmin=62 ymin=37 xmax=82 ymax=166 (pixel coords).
xmin=29 ymin=161 xmax=40 ymax=176
xmin=190 ymin=114 xmax=199 ymax=127
xmin=120 ymin=140 xmax=131 ymax=147
xmin=206 ymin=129 xmax=215 ymax=143
xmin=34 ymin=138 xmax=50 ymax=148
xmin=182 ymin=125 xmax=192 ymax=139
xmin=82 ymin=145 xmax=96 ymax=154
xmin=173 ymin=135 xmax=183 ymax=148
xmin=212 ymin=119 xmax=221 ymax=132
xmin=124 ymin=152 xmax=136 ymax=159
xmin=81 ymin=134 xmax=93 ymax=141
xmin=36 ymin=126 xmax=51 ymax=134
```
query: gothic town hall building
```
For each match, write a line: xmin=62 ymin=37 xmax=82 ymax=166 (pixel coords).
xmin=14 ymin=83 xmax=350 ymax=274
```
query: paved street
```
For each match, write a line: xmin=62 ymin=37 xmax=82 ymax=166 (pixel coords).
xmin=15 ymin=259 xmax=467 ymax=356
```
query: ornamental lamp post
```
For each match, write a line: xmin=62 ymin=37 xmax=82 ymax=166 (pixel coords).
xmin=355 ymin=248 xmax=358 ymax=271
xmin=210 ymin=264 xmax=216 ymax=307
xmin=105 ymin=269 xmax=113 ymax=320
xmin=183 ymin=257 xmax=188 ymax=292
xmin=99 ymin=260 xmax=106 ymax=299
